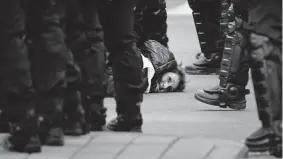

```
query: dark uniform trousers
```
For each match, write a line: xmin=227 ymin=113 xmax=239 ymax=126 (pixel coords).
xmin=0 ymin=0 xmax=70 ymax=144
xmin=64 ymin=0 xmax=144 ymax=130
xmin=233 ymin=0 xmax=282 ymax=156
xmin=245 ymin=0 xmax=282 ymax=130
xmin=134 ymin=0 xmax=168 ymax=47
xmin=187 ymin=0 xmax=223 ymax=58
xmin=62 ymin=0 xmax=107 ymax=129
xmin=101 ymin=0 xmax=144 ymax=122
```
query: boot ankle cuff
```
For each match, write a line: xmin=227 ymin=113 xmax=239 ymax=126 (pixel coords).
xmin=220 ymin=83 xmax=250 ymax=99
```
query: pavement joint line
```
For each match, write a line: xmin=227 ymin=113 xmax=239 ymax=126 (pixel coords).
xmin=202 ymin=145 xmax=217 ymax=159
xmin=157 ymin=136 xmax=181 ymax=159
xmin=112 ymin=133 xmax=142 ymax=159
xmin=68 ymin=133 xmax=97 ymax=159
xmin=135 ymin=133 xmax=180 ymax=138
xmin=24 ymin=154 xmax=31 ymax=159
xmin=234 ymin=146 xmax=249 ymax=159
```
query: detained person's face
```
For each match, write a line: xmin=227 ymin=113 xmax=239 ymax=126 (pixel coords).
xmin=158 ymin=72 xmax=180 ymax=92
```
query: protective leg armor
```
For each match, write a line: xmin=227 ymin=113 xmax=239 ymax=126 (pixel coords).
xmin=194 ymin=26 xmax=250 ymax=110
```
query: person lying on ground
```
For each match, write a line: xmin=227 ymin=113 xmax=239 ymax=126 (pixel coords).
xmin=105 ymin=40 xmax=186 ymax=97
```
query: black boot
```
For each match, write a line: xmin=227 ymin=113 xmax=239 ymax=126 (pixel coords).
xmin=106 ymin=113 xmax=143 ymax=132
xmin=194 ymin=84 xmax=249 ymax=110
xmin=106 ymin=82 xmax=143 ymax=132
xmin=245 ymin=123 xmax=282 ymax=157
xmin=38 ymin=113 xmax=65 ymax=146
xmin=185 ymin=53 xmax=221 ymax=75
xmin=37 ymin=84 xmax=65 ymax=146
xmin=4 ymin=108 xmax=41 ymax=153
xmin=64 ymin=89 xmax=89 ymax=136
xmin=245 ymin=127 xmax=271 ymax=152
xmin=83 ymin=96 xmax=106 ymax=131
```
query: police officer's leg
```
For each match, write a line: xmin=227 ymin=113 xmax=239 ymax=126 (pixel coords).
xmin=134 ymin=2 xmax=146 ymax=46
xmin=27 ymin=0 xmax=71 ymax=146
xmin=187 ymin=0 xmax=206 ymax=58
xmin=194 ymin=28 xmax=250 ymax=110
xmin=0 ymin=0 xmax=41 ymax=153
xmin=245 ymin=33 xmax=282 ymax=157
xmin=63 ymin=0 xmax=89 ymax=136
xmin=76 ymin=0 xmax=107 ymax=132
xmin=185 ymin=0 xmax=222 ymax=75
xmin=104 ymin=0 xmax=144 ymax=132
xmin=143 ymin=0 xmax=168 ymax=47
xmin=268 ymin=45 xmax=282 ymax=158
xmin=64 ymin=50 xmax=88 ymax=135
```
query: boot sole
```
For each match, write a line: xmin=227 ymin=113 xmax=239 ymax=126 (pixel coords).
xmin=64 ymin=130 xmax=85 ymax=136
xmin=185 ymin=68 xmax=220 ymax=75
xmin=3 ymin=137 xmax=41 ymax=153
xmin=194 ymin=93 xmax=246 ymax=110
xmin=45 ymin=140 xmax=64 ymax=146
xmin=105 ymin=126 xmax=142 ymax=133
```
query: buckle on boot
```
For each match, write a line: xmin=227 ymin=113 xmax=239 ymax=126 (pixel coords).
xmin=220 ymin=84 xmax=248 ymax=99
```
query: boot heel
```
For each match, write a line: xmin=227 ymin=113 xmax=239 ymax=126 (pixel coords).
xmin=3 ymin=135 xmax=42 ymax=153
xmin=45 ymin=128 xmax=64 ymax=146
xmin=129 ymin=126 xmax=142 ymax=132
xmin=23 ymin=135 xmax=42 ymax=153
xmin=229 ymin=100 xmax=246 ymax=110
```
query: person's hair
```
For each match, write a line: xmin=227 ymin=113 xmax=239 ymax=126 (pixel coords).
xmin=170 ymin=63 xmax=186 ymax=92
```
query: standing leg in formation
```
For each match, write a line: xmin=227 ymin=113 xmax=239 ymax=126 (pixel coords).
xmin=26 ymin=0 xmax=71 ymax=146
xmin=142 ymin=0 xmax=168 ymax=48
xmin=66 ymin=0 xmax=107 ymax=132
xmin=0 ymin=0 xmax=41 ymax=153
xmin=63 ymin=49 xmax=88 ymax=136
xmin=185 ymin=0 xmax=223 ymax=75
xmin=237 ymin=0 xmax=282 ymax=157
xmin=134 ymin=0 xmax=168 ymax=48
xmin=103 ymin=0 xmax=145 ymax=132
xmin=194 ymin=13 xmax=250 ymax=110
xmin=187 ymin=0 xmax=206 ymax=59
xmin=245 ymin=33 xmax=282 ymax=158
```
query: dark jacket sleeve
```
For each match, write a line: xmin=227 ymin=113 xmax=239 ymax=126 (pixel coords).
xmin=140 ymin=40 xmax=177 ymax=75
xmin=139 ymin=40 xmax=178 ymax=92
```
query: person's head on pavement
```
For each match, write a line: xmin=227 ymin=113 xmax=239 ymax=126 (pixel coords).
xmin=157 ymin=65 xmax=186 ymax=93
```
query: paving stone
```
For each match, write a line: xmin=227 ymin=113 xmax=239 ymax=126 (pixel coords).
xmin=36 ymin=146 xmax=78 ymax=158
xmin=0 ymin=150 xmax=28 ymax=159
xmin=89 ymin=133 xmax=140 ymax=145
xmin=131 ymin=135 xmax=177 ymax=145
xmin=27 ymin=155 xmax=70 ymax=159
xmin=65 ymin=135 xmax=94 ymax=146
xmin=116 ymin=144 xmax=169 ymax=159
xmin=206 ymin=146 xmax=242 ymax=159
xmin=73 ymin=154 xmax=115 ymax=159
xmin=79 ymin=144 xmax=125 ymax=154
xmin=161 ymin=137 xmax=215 ymax=159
